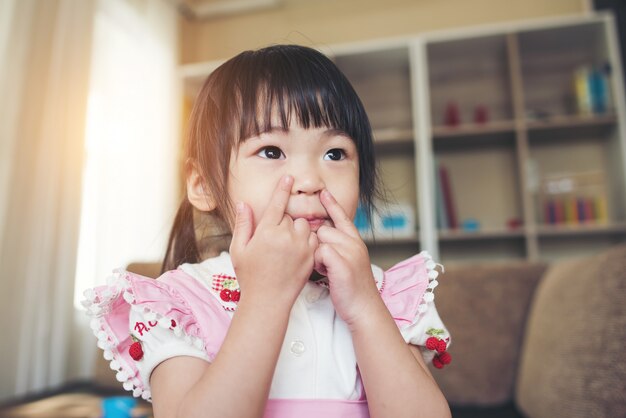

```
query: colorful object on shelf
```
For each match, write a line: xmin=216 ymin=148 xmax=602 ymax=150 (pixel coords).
xmin=540 ymin=171 xmax=608 ymax=225
xmin=573 ymin=64 xmax=612 ymax=115
xmin=354 ymin=202 xmax=416 ymax=240
xmin=444 ymin=101 xmax=461 ymax=126
xmin=461 ymin=219 xmax=480 ymax=232
xmin=354 ymin=204 xmax=370 ymax=234
xmin=507 ymin=218 xmax=523 ymax=229
xmin=474 ymin=104 xmax=489 ymax=124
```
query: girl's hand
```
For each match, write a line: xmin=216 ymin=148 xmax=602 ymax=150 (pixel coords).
xmin=230 ymin=175 xmax=319 ymax=307
xmin=314 ymin=189 xmax=380 ymax=328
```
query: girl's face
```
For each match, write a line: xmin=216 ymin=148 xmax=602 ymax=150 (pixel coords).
xmin=227 ymin=121 xmax=360 ymax=232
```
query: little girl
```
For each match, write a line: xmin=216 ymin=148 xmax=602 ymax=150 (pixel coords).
xmin=83 ymin=44 xmax=452 ymax=418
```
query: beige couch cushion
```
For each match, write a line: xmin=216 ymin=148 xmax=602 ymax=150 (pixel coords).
xmin=432 ymin=262 xmax=547 ymax=406
xmin=515 ymin=245 xmax=626 ymax=418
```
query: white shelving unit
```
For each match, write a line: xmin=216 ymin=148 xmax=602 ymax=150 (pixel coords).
xmin=180 ymin=12 xmax=626 ymax=268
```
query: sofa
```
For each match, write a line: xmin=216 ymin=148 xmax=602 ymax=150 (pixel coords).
xmin=90 ymin=245 xmax=626 ymax=418
xmin=433 ymin=243 xmax=626 ymax=418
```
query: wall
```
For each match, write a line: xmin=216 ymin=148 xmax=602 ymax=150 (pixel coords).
xmin=180 ymin=0 xmax=587 ymax=64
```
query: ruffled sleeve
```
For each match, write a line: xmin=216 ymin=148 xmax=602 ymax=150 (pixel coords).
xmin=81 ymin=268 xmax=229 ymax=401
xmin=128 ymin=308 xmax=210 ymax=389
xmin=379 ymin=251 xmax=452 ymax=369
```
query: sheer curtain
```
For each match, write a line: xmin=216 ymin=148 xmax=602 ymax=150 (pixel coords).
xmin=0 ymin=0 xmax=95 ymax=400
xmin=0 ymin=0 xmax=179 ymax=401
xmin=71 ymin=0 xmax=180 ymax=382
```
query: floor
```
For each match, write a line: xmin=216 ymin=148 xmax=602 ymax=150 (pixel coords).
xmin=0 ymin=382 xmax=152 ymax=418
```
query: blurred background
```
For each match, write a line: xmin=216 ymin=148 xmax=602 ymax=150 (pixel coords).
xmin=1 ymin=0 xmax=625 ymax=417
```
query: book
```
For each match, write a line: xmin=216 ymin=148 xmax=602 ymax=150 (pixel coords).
xmin=554 ymin=199 xmax=565 ymax=224
xmin=434 ymin=158 xmax=448 ymax=230
xmin=439 ymin=164 xmax=457 ymax=229
xmin=573 ymin=65 xmax=612 ymax=116
xmin=540 ymin=170 xmax=608 ymax=226
xmin=574 ymin=66 xmax=593 ymax=115
xmin=595 ymin=195 xmax=608 ymax=223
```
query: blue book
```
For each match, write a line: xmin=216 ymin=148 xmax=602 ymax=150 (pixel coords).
xmin=589 ymin=68 xmax=608 ymax=114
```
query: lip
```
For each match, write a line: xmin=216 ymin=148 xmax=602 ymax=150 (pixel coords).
xmin=292 ymin=215 xmax=329 ymax=231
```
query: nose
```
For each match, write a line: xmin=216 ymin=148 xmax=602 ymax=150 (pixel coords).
xmin=291 ymin=161 xmax=325 ymax=195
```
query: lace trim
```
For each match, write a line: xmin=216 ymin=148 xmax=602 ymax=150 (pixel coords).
xmin=82 ymin=270 xmax=206 ymax=402
xmin=417 ymin=251 xmax=444 ymax=314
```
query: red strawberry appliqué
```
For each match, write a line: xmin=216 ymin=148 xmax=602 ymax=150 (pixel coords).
xmin=220 ymin=289 xmax=232 ymax=302
xmin=129 ymin=335 xmax=143 ymax=361
xmin=425 ymin=328 xmax=452 ymax=369
xmin=438 ymin=351 xmax=452 ymax=365
xmin=432 ymin=356 xmax=444 ymax=369
xmin=426 ymin=336 xmax=439 ymax=351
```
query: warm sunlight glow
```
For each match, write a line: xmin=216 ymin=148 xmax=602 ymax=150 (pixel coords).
xmin=74 ymin=1 xmax=179 ymax=308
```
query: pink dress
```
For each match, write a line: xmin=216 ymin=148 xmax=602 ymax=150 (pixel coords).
xmin=82 ymin=251 xmax=451 ymax=418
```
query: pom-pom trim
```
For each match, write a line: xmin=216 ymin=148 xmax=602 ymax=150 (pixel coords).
xmin=82 ymin=270 xmax=207 ymax=402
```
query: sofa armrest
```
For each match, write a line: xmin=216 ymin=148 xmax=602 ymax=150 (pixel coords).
xmin=515 ymin=244 xmax=626 ymax=418
xmin=432 ymin=261 xmax=547 ymax=407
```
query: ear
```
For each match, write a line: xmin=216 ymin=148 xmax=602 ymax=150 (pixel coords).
xmin=186 ymin=163 xmax=216 ymax=212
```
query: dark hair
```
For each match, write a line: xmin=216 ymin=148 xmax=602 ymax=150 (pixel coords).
xmin=162 ymin=44 xmax=382 ymax=272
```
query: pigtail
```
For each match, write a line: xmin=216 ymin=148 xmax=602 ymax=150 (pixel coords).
xmin=161 ymin=198 xmax=200 ymax=274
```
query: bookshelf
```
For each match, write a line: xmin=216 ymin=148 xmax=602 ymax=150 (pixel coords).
xmin=179 ymin=13 xmax=626 ymax=267
xmin=420 ymin=13 xmax=626 ymax=264
xmin=333 ymin=46 xmax=421 ymax=267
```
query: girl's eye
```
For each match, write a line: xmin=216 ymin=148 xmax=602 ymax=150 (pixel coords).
xmin=257 ymin=146 xmax=284 ymax=159
xmin=324 ymin=148 xmax=345 ymax=161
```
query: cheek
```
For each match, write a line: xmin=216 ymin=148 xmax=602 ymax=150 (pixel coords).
xmin=228 ymin=171 xmax=278 ymax=227
xmin=329 ymin=177 xmax=360 ymax=220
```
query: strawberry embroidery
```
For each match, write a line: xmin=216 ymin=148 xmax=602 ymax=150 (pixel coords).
xmin=438 ymin=351 xmax=452 ymax=365
xmin=425 ymin=328 xmax=451 ymax=369
xmin=220 ymin=289 xmax=232 ymax=302
xmin=213 ymin=274 xmax=241 ymax=308
xmin=129 ymin=335 xmax=144 ymax=361
xmin=432 ymin=356 xmax=444 ymax=369
xmin=426 ymin=336 xmax=439 ymax=351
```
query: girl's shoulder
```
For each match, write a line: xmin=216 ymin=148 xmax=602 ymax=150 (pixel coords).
xmin=81 ymin=252 xmax=236 ymax=400
xmin=377 ymin=251 xmax=444 ymax=327
xmin=377 ymin=251 xmax=452 ymax=369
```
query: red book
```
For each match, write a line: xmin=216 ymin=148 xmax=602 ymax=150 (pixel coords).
xmin=554 ymin=199 xmax=565 ymax=224
xmin=439 ymin=165 xmax=457 ymax=229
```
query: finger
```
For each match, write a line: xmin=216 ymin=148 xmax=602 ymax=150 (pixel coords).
xmin=308 ymin=231 xmax=319 ymax=250
xmin=320 ymin=189 xmax=360 ymax=238
xmin=280 ymin=213 xmax=294 ymax=229
xmin=293 ymin=217 xmax=311 ymax=236
xmin=316 ymin=224 xmax=350 ymax=245
xmin=314 ymin=243 xmax=345 ymax=277
xmin=260 ymin=175 xmax=293 ymax=226
xmin=230 ymin=201 xmax=253 ymax=253
xmin=313 ymin=244 xmax=328 ymax=276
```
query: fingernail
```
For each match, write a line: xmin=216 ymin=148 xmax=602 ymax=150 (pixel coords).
xmin=236 ymin=201 xmax=244 ymax=213
xmin=283 ymin=175 xmax=293 ymax=186
xmin=322 ymin=189 xmax=333 ymax=200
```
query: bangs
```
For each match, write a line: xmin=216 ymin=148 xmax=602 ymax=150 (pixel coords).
xmin=223 ymin=45 xmax=371 ymax=145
